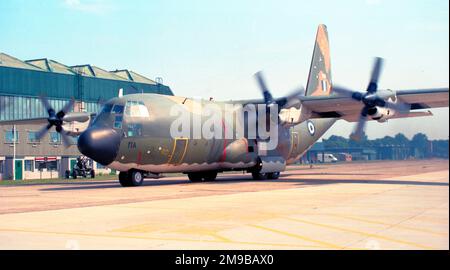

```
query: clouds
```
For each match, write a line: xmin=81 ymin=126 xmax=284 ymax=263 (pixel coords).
xmin=63 ymin=0 xmax=114 ymax=14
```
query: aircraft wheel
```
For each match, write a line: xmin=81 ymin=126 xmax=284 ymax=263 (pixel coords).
xmin=252 ymin=171 xmax=267 ymax=180
xmin=203 ymin=171 xmax=217 ymax=182
xmin=72 ymin=170 xmax=77 ymax=179
xmin=90 ymin=170 xmax=95 ymax=178
xmin=130 ymin=170 xmax=144 ymax=186
xmin=119 ymin=172 xmax=131 ymax=187
xmin=119 ymin=170 xmax=144 ymax=187
xmin=188 ymin=172 xmax=203 ymax=182
xmin=267 ymin=172 xmax=280 ymax=179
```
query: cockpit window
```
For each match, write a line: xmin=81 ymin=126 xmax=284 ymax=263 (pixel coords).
xmin=125 ymin=101 xmax=150 ymax=117
xmin=112 ymin=105 xmax=124 ymax=114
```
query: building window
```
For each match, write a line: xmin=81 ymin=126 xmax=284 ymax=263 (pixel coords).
xmin=24 ymin=160 xmax=34 ymax=172
xmin=36 ymin=160 xmax=58 ymax=171
xmin=28 ymin=131 xmax=40 ymax=143
xmin=49 ymin=132 xmax=61 ymax=144
xmin=5 ymin=130 xmax=19 ymax=143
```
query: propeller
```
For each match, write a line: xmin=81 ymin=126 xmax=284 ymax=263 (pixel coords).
xmin=254 ymin=71 xmax=305 ymax=109
xmin=36 ymin=96 xmax=75 ymax=147
xmin=333 ymin=57 xmax=410 ymax=141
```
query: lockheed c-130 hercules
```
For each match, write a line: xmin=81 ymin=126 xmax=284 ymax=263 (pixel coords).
xmin=2 ymin=24 xmax=448 ymax=187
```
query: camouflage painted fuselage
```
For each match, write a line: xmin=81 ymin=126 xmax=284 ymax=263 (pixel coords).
xmin=92 ymin=94 xmax=336 ymax=174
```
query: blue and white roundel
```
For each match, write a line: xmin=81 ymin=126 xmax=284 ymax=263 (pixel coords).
xmin=307 ymin=120 xmax=315 ymax=136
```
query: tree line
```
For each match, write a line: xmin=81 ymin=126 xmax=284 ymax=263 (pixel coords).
xmin=322 ymin=133 xmax=448 ymax=159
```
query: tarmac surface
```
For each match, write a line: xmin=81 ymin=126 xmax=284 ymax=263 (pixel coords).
xmin=0 ymin=160 xmax=448 ymax=250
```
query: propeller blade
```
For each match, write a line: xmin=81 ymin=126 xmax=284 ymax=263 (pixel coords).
xmin=60 ymin=129 xmax=73 ymax=148
xmin=57 ymin=98 xmax=74 ymax=119
xmin=39 ymin=95 xmax=53 ymax=115
xmin=35 ymin=123 xmax=52 ymax=140
xmin=367 ymin=57 xmax=384 ymax=94
xmin=254 ymin=71 xmax=274 ymax=104
xmin=350 ymin=107 xmax=369 ymax=141
xmin=276 ymin=86 xmax=305 ymax=108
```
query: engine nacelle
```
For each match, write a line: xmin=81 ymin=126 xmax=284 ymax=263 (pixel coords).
xmin=279 ymin=105 xmax=311 ymax=126
xmin=367 ymin=106 xmax=396 ymax=122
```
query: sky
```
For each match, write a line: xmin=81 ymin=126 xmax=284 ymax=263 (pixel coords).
xmin=0 ymin=0 xmax=448 ymax=140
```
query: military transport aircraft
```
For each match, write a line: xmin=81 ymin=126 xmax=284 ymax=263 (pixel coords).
xmin=2 ymin=24 xmax=449 ymax=187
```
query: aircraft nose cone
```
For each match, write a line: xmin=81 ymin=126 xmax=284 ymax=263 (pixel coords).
xmin=77 ymin=127 xmax=121 ymax=166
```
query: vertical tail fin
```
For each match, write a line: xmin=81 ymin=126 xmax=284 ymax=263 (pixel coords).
xmin=305 ymin=24 xmax=333 ymax=96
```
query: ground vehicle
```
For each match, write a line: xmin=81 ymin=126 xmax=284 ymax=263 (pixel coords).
xmin=65 ymin=156 xmax=95 ymax=179
xmin=317 ymin=153 xmax=338 ymax=163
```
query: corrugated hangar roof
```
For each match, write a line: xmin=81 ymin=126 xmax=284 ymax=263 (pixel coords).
xmin=26 ymin=58 xmax=76 ymax=75
xmin=0 ymin=53 xmax=43 ymax=71
xmin=0 ymin=52 xmax=159 ymax=84
xmin=112 ymin=69 xmax=157 ymax=84
xmin=71 ymin=64 xmax=129 ymax=81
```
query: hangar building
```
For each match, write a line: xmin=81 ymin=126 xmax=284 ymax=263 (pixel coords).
xmin=0 ymin=52 xmax=173 ymax=180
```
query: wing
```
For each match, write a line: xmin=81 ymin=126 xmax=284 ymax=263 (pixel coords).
xmin=300 ymin=88 xmax=449 ymax=122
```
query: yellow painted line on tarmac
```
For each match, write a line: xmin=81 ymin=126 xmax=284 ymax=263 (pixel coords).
xmin=0 ymin=227 xmax=320 ymax=249
xmin=284 ymin=217 xmax=434 ymax=250
xmin=327 ymin=214 xmax=448 ymax=237
xmin=249 ymin=224 xmax=346 ymax=250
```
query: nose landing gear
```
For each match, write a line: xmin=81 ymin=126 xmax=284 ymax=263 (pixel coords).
xmin=119 ymin=170 xmax=144 ymax=187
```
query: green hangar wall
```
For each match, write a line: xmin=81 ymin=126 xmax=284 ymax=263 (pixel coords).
xmin=0 ymin=53 xmax=173 ymax=121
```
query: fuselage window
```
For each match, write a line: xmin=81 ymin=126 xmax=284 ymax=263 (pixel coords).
xmin=125 ymin=101 xmax=150 ymax=117
xmin=127 ymin=123 xmax=143 ymax=137
xmin=114 ymin=115 xmax=123 ymax=129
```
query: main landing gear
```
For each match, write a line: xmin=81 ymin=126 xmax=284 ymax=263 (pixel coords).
xmin=119 ymin=170 xmax=144 ymax=187
xmin=187 ymin=171 xmax=218 ymax=182
xmin=251 ymin=171 xmax=280 ymax=180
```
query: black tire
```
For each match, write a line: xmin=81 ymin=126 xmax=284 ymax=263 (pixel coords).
xmin=188 ymin=172 xmax=203 ymax=182
xmin=203 ymin=171 xmax=217 ymax=182
xmin=119 ymin=170 xmax=144 ymax=187
xmin=65 ymin=170 xmax=70 ymax=179
xmin=72 ymin=170 xmax=77 ymax=179
xmin=252 ymin=171 xmax=267 ymax=180
xmin=267 ymin=172 xmax=280 ymax=179
xmin=90 ymin=170 xmax=95 ymax=178
xmin=119 ymin=172 xmax=131 ymax=187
